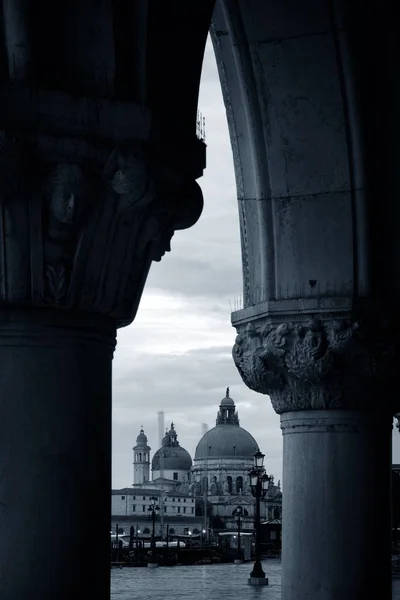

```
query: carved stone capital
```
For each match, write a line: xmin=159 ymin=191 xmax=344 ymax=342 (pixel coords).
xmin=0 ymin=131 xmax=203 ymax=326
xmin=232 ymin=315 xmax=397 ymax=414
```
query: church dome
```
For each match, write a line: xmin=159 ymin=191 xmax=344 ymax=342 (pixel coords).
xmin=152 ymin=445 xmax=192 ymax=471
xmin=220 ymin=387 xmax=235 ymax=406
xmin=195 ymin=425 xmax=258 ymax=460
xmin=194 ymin=389 xmax=259 ymax=461
xmin=133 ymin=427 xmax=150 ymax=451
xmin=151 ymin=423 xmax=192 ymax=471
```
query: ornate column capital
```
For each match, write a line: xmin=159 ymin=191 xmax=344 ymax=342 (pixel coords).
xmin=0 ymin=130 xmax=203 ymax=327
xmin=232 ymin=309 xmax=397 ymax=414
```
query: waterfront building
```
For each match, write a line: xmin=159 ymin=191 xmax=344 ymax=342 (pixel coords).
xmin=111 ymin=389 xmax=282 ymax=538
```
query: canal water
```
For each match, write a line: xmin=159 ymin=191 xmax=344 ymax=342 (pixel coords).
xmin=111 ymin=560 xmax=282 ymax=600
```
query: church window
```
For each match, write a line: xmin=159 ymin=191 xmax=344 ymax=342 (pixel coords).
xmin=227 ymin=476 xmax=233 ymax=494
xmin=236 ymin=476 xmax=243 ymax=493
xmin=132 ymin=505 xmax=136 ymax=512
xmin=121 ymin=495 xmax=125 ymax=500
xmin=173 ymin=472 xmax=178 ymax=480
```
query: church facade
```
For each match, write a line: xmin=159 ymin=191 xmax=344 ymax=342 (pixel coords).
xmin=111 ymin=389 xmax=282 ymax=537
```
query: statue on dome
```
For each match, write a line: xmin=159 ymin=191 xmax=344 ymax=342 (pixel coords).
xmin=226 ymin=387 xmax=229 ymax=396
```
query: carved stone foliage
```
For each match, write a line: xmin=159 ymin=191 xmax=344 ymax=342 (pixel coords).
xmin=232 ymin=317 xmax=396 ymax=413
xmin=0 ymin=131 xmax=203 ymax=326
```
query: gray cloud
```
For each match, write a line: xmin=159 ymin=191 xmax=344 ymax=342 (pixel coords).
xmin=113 ymin=36 xmax=400 ymax=494
xmin=111 ymin=36 xmax=284 ymax=491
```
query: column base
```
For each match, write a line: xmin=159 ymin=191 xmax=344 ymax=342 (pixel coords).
xmin=147 ymin=563 xmax=159 ymax=568
xmin=248 ymin=577 xmax=269 ymax=586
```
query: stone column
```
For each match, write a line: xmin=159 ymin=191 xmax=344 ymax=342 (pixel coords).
xmin=0 ymin=130 xmax=203 ymax=599
xmin=232 ymin=311 xmax=396 ymax=600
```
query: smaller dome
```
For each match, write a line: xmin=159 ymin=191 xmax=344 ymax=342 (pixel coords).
xmin=136 ymin=427 xmax=147 ymax=444
xmin=221 ymin=387 xmax=234 ymax=406
xmin=133 ymin=427 xmax=150 ymax=451
xmin=152 ymin=446 xmax=192 ymax=471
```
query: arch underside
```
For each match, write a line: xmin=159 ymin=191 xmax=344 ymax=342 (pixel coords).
xmin=211 ymin=0 xmax=399 ymax=309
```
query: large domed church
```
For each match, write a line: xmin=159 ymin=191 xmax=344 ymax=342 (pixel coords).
xmin=112 ymin=388 xmax=282 ymax=537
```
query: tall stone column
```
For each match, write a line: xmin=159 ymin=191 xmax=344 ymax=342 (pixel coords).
xmin=0 ymin=130 xmax=203 ymax=599
xmin=232 ymin=309 xmax=396 ymax=599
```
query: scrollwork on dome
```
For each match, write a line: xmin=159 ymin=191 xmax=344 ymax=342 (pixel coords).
xmin=232 ymin=317 xmax=396 ymax=414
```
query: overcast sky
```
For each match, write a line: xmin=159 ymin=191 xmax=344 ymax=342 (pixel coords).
xmin=111 ymin=36 xmax=400 ymax=490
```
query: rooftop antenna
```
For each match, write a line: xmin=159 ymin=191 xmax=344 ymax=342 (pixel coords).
xmin=157 ymin=411 xmax=165 ymax=538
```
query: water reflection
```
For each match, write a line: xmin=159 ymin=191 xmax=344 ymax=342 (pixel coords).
xmin=111 ymin=560 xmax=282 ymax=600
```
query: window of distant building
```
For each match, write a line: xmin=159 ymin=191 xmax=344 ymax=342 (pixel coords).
xmin=173 ymin=472 xmax=178 ymax=480
xmin=143 ymin=496 xmax=146 ymax=500
xmin=177 ymin=507 xmax=180 ymax=513
xmin=183 ymin=499 xmax=186 ymax=503
xmin=183 ymin=507 xmax=186 ymax=513
xmin=172 ymin=498 xmax=175 ymax=502
xmin=164 ymin=506 xmax=167 ymax=513
xmin=132 ymin=505 xmax=136 ymax=512
xmin=191 ymin=507 xmax=194 ymax=514
xmin=142 ymin=505 xmax=146 ymax=512
xmin=121 ymin=495 xmax=125 ymax=500
xmin=133 ymin=496 xmax=136 ymax=500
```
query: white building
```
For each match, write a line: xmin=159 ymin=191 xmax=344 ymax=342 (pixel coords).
xmin=111 ymin=388 xmax=282 ymax=536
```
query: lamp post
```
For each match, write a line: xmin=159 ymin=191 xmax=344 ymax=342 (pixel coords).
xmin=147 ymin=496 xmax=160 ymax=568
xmin=233 ymin=506 xmax=243 ymax=563
xmin=248 ymin=450 xmax=271 ymax=586
xmin=135 ymin=525 xmax=140 ymax=548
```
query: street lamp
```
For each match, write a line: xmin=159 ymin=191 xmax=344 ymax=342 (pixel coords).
xmin=233 ymin=506 xmax=243 ymax=563
xmin=248 ymin=451 xmax=271 ymax=586
xmin=136 ymin=525 xmax=141 ymax=548
xmin=147 ymin=496 xmax=160 ymax=567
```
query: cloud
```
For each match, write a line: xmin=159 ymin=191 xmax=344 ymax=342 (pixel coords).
xmin=112 ymin=36 xmax=281 ymax=493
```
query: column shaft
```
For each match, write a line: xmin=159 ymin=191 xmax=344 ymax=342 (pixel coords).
xmin=281 ymin=410 xmax=392 ymax=600
xmin=0 ymin=308 xmax=116 ymax=600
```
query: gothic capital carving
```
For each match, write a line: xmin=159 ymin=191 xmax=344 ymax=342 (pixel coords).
xmin=0 ymin=131 xmax=203 ymax=326
xmin=232 ymin=316 xmax=396 ymax=414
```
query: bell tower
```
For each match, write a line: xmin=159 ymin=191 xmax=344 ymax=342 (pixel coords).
xmin=132 ymin=427 xmax=151 ymax=485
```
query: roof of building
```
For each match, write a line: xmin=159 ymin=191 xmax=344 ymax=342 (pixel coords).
xmin=112 ymin=487 xmax=193 ymax=499
xmin=133 ymin=427 xmax=151 ymax=451
xmin=152 ymin=423 xmax=192 ymax=471
xmin=194 ymin=389 xmax=259 ymax=461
